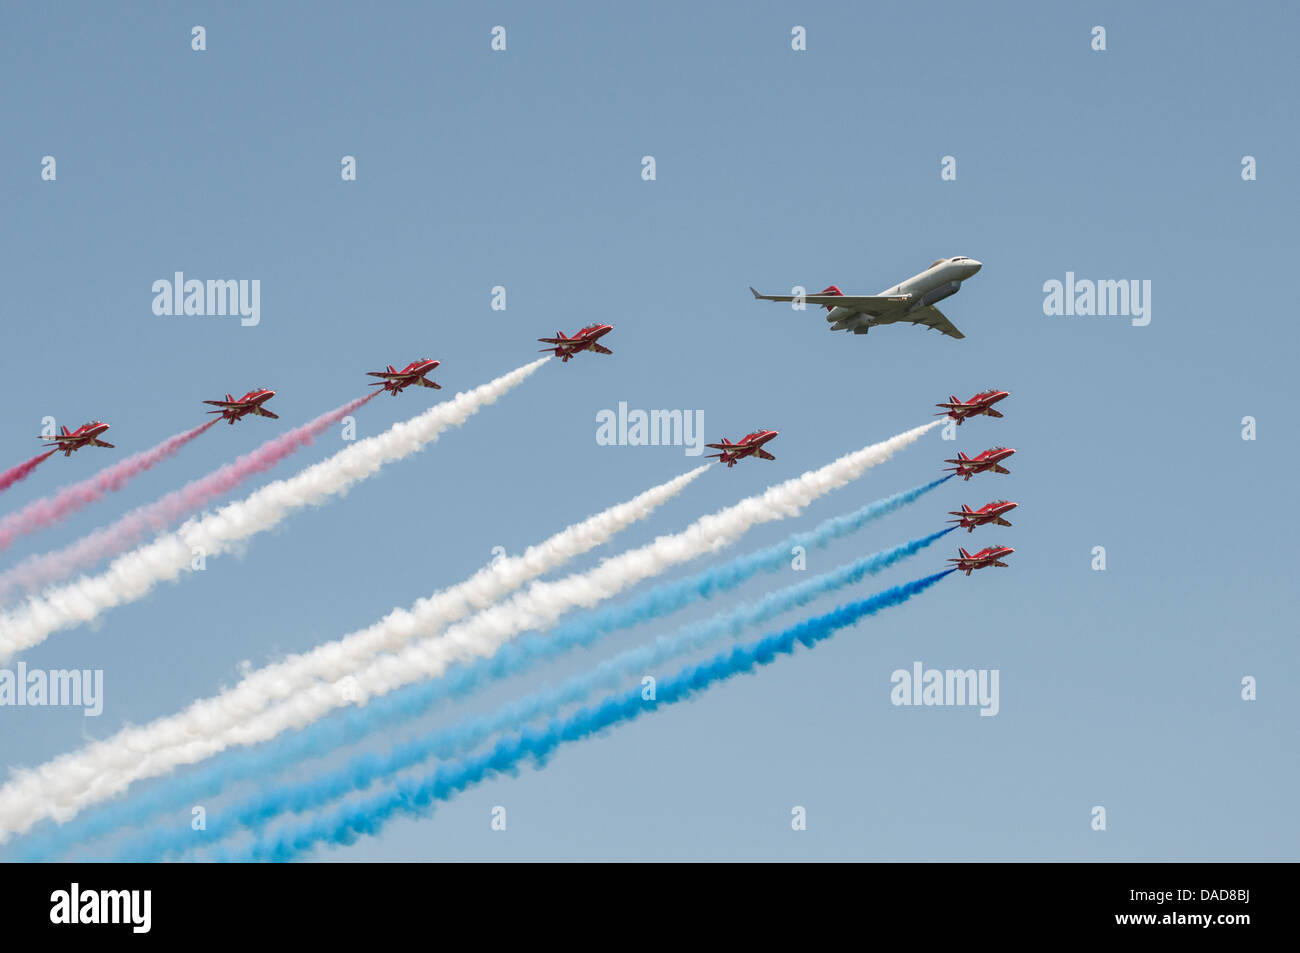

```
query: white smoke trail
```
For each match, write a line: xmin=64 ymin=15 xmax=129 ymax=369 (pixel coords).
xmin=0 ymin=359 xmax=547 ymax=663
xmin=14 ymin=465 xmax=710 ymax=857
xmin=0 ymin=420 xmax=937 ymax=842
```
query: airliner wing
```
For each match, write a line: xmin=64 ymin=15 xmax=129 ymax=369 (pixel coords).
xmin=904 ymin=305 xmax=964 ymax=339
xmin=749 ymin=287 xmax=908 ymax=314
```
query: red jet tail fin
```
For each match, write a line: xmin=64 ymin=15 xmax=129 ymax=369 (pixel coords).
xmin=817 ymin=285 xmax=844 ymax=312
xmin=959 ymin=548 xmax=971 ymax=559
xmin=62 ymin=425 xmax=71 ymax=436
xmin=226 ymin=393 xmax=233 ymax=402
xmin=962 ymin=505 xmax=972 ymax=513
xmin=950 ymin=395 xmax=960 ymax=404
xmin=388 ymin=365 xmax=396 ymax=373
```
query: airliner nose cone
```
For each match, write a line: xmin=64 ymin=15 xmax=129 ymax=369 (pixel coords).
xmin=969 ymin=259 xmax=982 ymax=273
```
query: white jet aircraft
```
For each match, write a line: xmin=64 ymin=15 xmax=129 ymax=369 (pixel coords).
xmin=750 ymin=256 xmax=982 ymax=339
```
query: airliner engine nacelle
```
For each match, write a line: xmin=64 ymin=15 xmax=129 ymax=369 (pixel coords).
xmin=909 ymin=280 xmax=961 ymax=313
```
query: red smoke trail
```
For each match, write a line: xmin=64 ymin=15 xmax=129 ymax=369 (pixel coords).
xmin=0 ymin=452 xmax=57 ymax=494
xmin=0 ymin=421 xmax=219 ymax=552
xmin=0 ymin=393 xmax=378 ymax=599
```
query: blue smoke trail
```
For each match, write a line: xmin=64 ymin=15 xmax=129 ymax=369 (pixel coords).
xmin=19 ymin=477 xmax=950 ymax=860
xmin=123 ymin=528 xmax=954 ymax=860
xmin=221 ymin=569 xmax=956 ymax=862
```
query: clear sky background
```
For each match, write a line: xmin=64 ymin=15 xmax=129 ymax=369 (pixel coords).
xmin=1 ymin=1 xmax=1296 ymax=861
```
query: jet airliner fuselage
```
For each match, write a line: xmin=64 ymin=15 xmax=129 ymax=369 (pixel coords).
xmin=750 ymin=256 xmax=982 ymax=339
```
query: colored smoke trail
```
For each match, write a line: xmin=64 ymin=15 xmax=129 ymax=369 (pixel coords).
xmin=13 ymin=464 xmax=711 ymax=860
xmin=0 ymin=359 xmax=546 ymax=665
xmin=20 ymin=479 xmax=948 ymax=859
xmin=0 ymin=416 xmax=930 ymax=842
xmin=123 ymin=528 xmax=954 ymax=860
xmin=0 ymin=396 xmax=375 ymax=603
xmin=0 ymin=359 xmax=549 ymax=839
xmin=0 ymin=421 xmax=218 ymax=552
xmin=227 ymin=569 xmax=956 ymax=861
xmin=0 ymin=452 xmax=56 ymax=494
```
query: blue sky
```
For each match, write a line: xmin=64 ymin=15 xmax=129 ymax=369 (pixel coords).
xmin=0 ymin=0 xmax=1296 ymax=860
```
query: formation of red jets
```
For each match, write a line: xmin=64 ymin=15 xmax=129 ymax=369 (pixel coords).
xmin=689 ymin=386 xmax=1020 ymax=580
xmin=35 ymin=327 xmax=617 ymax=461
xmin=25 ymin=331 xmax=1019 ymax=581
xmin=533 ymin=325 xmax=785 ymax=474
xmin=33 ymin=359 xmax=445 ymax=457
xmin=938 ymin=390 xmax=1018 ymax=577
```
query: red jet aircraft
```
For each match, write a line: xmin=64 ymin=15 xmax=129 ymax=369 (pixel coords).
xmin=537 ymin=324 xmax=613 ymax=363
xmin=948 ymin=500 xmax=1018 ymax=533
xmin=948 ymin=545 xmax=1015 ymax=576
xmin=203 ymin=388 xmax=279 ymax=424
xmin=42 ymin=421 xmax=114 ymax=456
xmin=366 ymin=359 xmax=442 ymax=395
xmin=935 ymin=389 xmax=1009 ymax=425
xmin=944 ymin=447 xmax=1015 ymax=481
xmin=706 ymin=430 xmax=779 ymax=468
